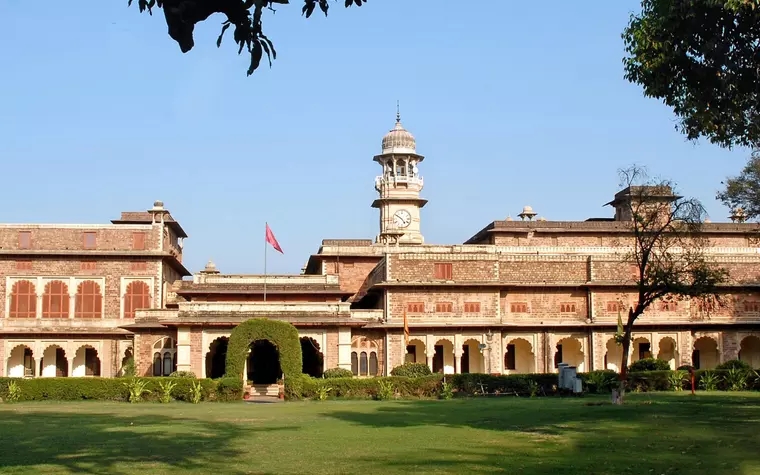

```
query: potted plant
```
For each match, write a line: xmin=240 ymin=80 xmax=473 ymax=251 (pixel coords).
xmin=277 ymin=377 xmax=285 ymax=400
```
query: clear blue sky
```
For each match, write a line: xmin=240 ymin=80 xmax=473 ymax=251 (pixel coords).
xmin=0 ymin=1 xmax=752 ymax=275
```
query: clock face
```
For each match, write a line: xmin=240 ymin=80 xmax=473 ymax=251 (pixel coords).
xmin=393 ymin=209 xmax=412 ymax=228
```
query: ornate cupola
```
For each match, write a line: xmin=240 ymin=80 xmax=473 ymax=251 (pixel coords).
xmin=372 ymin=105 xmax=427 ymax=245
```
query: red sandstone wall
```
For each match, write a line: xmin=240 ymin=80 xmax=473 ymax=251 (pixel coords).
xmin=0 ymin=258 xmax=163 ymax=319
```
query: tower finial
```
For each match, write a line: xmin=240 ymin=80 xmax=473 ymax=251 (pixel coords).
xmin=396 ymin=100 xmax=400 ymax=123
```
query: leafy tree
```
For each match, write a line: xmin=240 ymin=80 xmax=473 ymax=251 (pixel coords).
xmin=128 ymin=0 xmax=367 ymax=76
xmin=716 ymin=150 xmax=760 ymax=221
xmin=622 ymin=0 xmax=760 ymax=149
xmin=612 ymin=165 xmax=728 ymax=404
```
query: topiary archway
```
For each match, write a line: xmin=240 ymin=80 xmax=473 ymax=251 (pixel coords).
xmin=225 ymin=318 xmax=302 ymax=381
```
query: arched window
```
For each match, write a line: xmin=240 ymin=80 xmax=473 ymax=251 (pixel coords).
xmin=369 ymin=352 xmax=378 ymax=376
xmin=351 ymin=352 xmax=358 ymax=376
xmin=163 ymin=352 xmax=173 ymax=376
xmin=42 ymin=281 xmax=69 ymax=318
xmin=153 ymin=337 xmax=176 ymax=376
xmin=152 ymin=352 xmax=162 ymax=376
xmin=10 ymin=280 xmax=37 ymax=318
xmin=351 ymin=336 xmax=381 ymax=377
xmin=124 ymin=281 xmax=151 ymax=318
xmin=75 ymin=281 xmax=102 ymax=318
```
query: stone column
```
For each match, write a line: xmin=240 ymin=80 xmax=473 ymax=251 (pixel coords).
xmin=454 ymin=355 xmax=462 ymax=374
xmin=426 ymin=354 xmax=434 ymax=372
xmin=337 ymin=327 xmax=352 ymax=370
xmin=36 ymin=287 xmax=43 ymax=319
xmin=176 ymin=326 xmax=192 ymax=373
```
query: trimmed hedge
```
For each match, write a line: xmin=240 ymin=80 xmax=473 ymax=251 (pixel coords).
xmin=0 ymin=377 xmax=242 ymax=403
xmin=629 ymin=358 xmax=671 ymax=372
xmin=390 ymin=362 xmax=433 ymax=377
xmin=322 ymin=368 xmax=354 ymax=379
xmin=225 ymin=318 xmax=302 ymax=380
xmin=3 ymin=368 xmax=756 ymax=403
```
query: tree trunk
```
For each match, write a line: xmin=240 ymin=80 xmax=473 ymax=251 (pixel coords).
xmin=613 ymin=327 xmax=633 ymax=405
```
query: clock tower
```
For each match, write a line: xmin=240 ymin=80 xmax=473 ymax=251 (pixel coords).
xmin=372 ymin=110 xmax=427 ymax=245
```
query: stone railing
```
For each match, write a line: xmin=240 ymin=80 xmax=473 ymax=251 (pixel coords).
xmin=176 ymin=301 xmax=352 ymax=314
xmin=0 ymin=318 xmax=135 ymax=330
xmin=135 ymin=309 xmax=180 ymax=320
xmin=192 ymin=273 xmax=340 ymax=285
xmin=350 ymin=309 xmax=384 ymax=321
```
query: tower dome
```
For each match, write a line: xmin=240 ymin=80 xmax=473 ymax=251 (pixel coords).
xmin=381 ymin=112 xmax=416 ymax=154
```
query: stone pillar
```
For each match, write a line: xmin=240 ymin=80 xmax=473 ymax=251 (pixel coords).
xmin=36 ymin=288 xmax=43 ymax=319
xmin=176 ymin=326 xmax=192 ymax=373
xmin=337 ymin=327 xmax=352 ymax=370
xmin=68 ymin=288 xmax=76 ymax=319
xmin=590 ymin=331 xmax=606 ymax=371
xmin=721 ymin=331 xmax=740 ymax=362
xmin=426 ymin=353 xmax=434 ymax=372
xmin=454 ymin=355 xmax=462 ymax=374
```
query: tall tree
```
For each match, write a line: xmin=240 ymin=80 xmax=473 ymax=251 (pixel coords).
xmin=612 ymin=166 xmax=728 ymax=404
xmin=717 ymin=150 xmax=760 ymax=220
xmin=128 ymin=0 xmax=367 ymax=75
xmin=622 ymin=0 xmax=760 ymax=149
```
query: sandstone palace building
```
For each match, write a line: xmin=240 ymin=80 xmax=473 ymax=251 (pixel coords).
xmin=3 ymin=116 xmax=760 ymax=382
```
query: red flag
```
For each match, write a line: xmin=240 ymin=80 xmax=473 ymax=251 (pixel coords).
xmin=265 ymin=223 xmax=283 ymax=253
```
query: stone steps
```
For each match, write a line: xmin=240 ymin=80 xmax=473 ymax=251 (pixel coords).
xmin=247 ymin=384 xmax=280 ymax=398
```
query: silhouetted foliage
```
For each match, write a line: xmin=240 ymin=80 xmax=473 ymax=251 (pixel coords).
xmin=127 ymin=0 xmax=368 ymax=75
xmin=717 ymin=150 xmax=760 ymax=220
xmin=622 ymin=0 xmax=760 ymax=149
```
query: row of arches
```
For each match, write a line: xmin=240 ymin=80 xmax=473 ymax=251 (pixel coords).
xmin=6 ymin=344 xmax=101 ymax=377
xmin=604 ymin=335 xmax=760 ymax=371
xmin=8 ymin=280 xmax=151 ymax=318
xmin=203 ymin=336 xmax=325 ymax=382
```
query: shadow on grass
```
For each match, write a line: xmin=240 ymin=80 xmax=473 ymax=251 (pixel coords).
xmin=0 ymin=406 xmax=294 ymax=474
xmin=324 ymin=393 xmax=760 ymax=474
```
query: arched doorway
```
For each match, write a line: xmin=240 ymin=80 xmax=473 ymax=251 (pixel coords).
xmin=555 ymin=337 xmax=584 ymax=371
xmin=504 ymin=338 xmax=535 ymax=373
xmin=461 ymin=339 xmax=484 ymax=374
xmin=42 ymin=345 xmax=68 ymax=377
xmin=300 ymin=337 xmax=324 ymax=378
xmin=739 ymin=336 xmax=760 ymax=368
xmin=657 ymin=337 xmax=679 ymax=369
xmin=247 ymin=340 xmax=282 ymax=384
xmin=7 ymin=345 xmax=35 ymax=378
xmin=206 ymin=337 xmax=229 ymax=379
xmin=692 ymin=336 xmax=719 ymax=369
xmin=605 ymin=338 xmax=623 ymax=372
xmin=224 ymin=318 xmax=302 ymax=381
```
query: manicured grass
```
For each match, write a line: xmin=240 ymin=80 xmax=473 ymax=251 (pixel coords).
xmin=1 ymin=393 xmax=759 ymax=474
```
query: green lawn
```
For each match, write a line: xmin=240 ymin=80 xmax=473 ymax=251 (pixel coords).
xmin=1 ymin=393 xmax=759 ymax=475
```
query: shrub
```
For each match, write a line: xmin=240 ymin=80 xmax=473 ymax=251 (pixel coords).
xmin=5 ymin=381 xmax=21 ymax=402
xmin=215 ymin=377 xmax=244 ymax=401
xmin=390 ymin=362 xmax=433 ymax=378
xmin=725 ymin=367 xmax=750 ymax=391
xmin=283 ymin=373 xmax=309 ymax=400
xmin=376 ymin=380 xmax=395 ymax=400
xmin=125 ymin=378 xmax=151 ymax=403
xmin=0 ymin=377 xmax=228 ymax=403
xmin=189 ymin=381 xmax=203 ymax=403
xmin=666 ymin=370 xmax=687 ymax=391
xmin=699 ymin=370 xmax=720 ymax=391
xmin=322 ymin=368 xmax=354 ymax=379
xmin=439 ymin=381 xmax=454 ymax=400
xmin=716 ymin=359 xmax=752 ymax=371
xmin=450 ymin=373 xmax=558 ymax=396
xmin=169 ymin=371 xmax=197 ymax=378
xmin=581 ymin=370 xmax=618 ymax=394
xmin=629 ymin=358 xmax=672 ymax=372
xmin=225 ymin=318 xmax=302 ymax=380
xmin=120 ymin=358 xmax=136 ymax=377
xmin=315 ymin=385 xmax=331 ymax=401
xmin=157 ymin=380 xmax=177 ymax=403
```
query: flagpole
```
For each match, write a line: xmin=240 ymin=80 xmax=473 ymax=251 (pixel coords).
xmin=263 ymin=222 xmax=267 ymax=303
